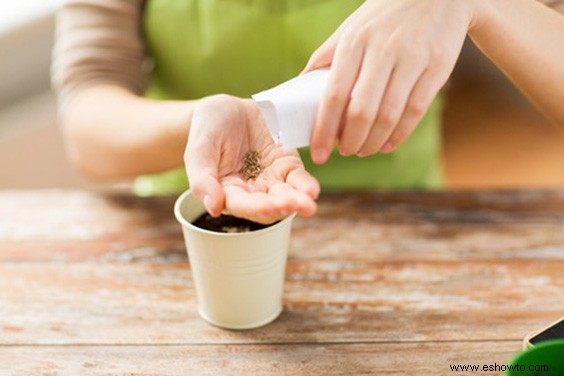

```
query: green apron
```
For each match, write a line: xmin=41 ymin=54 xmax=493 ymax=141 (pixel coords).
xmin=135 ymin=0 xmax=443 ymax=196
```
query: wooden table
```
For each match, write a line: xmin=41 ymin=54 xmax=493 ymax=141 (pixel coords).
xmin=1 ymin=190 xmax=563 ymax=375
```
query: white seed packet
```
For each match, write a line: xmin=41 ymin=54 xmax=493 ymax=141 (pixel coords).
xmin=251 ymin=68 xmax=330 ymax=150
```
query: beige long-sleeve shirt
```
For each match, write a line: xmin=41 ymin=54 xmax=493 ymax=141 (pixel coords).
xmin=51 ymin=0 xmax=564 ymax=108
xmin=51 ymin=0 xmax=146 ymax=108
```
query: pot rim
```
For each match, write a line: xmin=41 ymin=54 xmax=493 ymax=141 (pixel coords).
xmin=174 ymin=189 xmax=296 ymax=237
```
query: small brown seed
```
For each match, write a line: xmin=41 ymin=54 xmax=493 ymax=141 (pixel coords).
xmin=239 ymin=150 xmax=262 ymax=180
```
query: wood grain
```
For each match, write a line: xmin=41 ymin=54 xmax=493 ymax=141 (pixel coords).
xmin=1 ymin=190 xmax=563 ymax=374
xmin=0 ymin=259 xmax=562 ymax=345
xmin=0 ymin=342 xmax=521 ymax=376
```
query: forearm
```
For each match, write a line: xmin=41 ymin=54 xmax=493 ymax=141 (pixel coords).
xmin=62 ymin=85 xmax=196 ymax=179
xmin=469 ymin=0 xmax=564 ymax=125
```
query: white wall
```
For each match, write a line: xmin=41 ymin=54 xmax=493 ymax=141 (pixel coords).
xmin=0 ymin=1 xmax=58 ymax=107
xmin=0 ymin=1 xmax=106 ymax=189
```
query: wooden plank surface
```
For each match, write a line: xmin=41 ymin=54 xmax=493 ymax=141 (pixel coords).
xmin=1 ymin=190 xmax=563 ymax=374
xmin=0 ymin=342 xmax=520 ymax=376
xmin=0 ymin=259 xmax=563 ymax=345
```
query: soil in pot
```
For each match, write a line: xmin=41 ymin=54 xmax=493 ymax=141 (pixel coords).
xmin=192 ymin=213 xmax=275 ymax=233
xmin=192 ymin=150 xmax=276 ymax=233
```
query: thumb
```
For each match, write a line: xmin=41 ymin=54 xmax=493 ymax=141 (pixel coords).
xmin=302 ymin=39 xmax=337 ymax=74
xmin=301 ymin=21 xmax=348 ymax=74
xmin=185 ymin=144 xmax=225 ymax=217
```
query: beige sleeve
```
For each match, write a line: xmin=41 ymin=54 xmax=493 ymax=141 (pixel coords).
xmin=51 ymin=0 xmax=148 ymax=109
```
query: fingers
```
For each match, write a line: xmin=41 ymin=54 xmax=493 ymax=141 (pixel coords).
xmin=380 ymin=68 xmax=448 ymax=153
xmin=356 ymin=59 xmax=425 ymax=157
xmin=221 ymin=167 xmax=319 ymax=224
xmin=268 ymin=183 xmax=317 ymax=218
xmin=286 ymin=169 xmax=320 ymax=200
xmin=337 ymin=47 xmax=393 ymax=156
xmin=185 ymin=139 xmax=225 ymax=217
xmin=310 ymin=31 xmax=364 ymax=165
xmin=223 ymin=185 xmax=298 ymax=225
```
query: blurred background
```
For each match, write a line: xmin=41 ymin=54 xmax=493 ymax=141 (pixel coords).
xmin=0 ymin=0 xmax=98 ymax=190
xmin=1 ymin=1 xmax=563 ymax=190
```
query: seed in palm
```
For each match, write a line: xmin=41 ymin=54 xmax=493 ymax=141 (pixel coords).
xmin=239 ymin=150 xmax=262 ymax=180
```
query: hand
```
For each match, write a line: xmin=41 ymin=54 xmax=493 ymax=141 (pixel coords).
xmin=185 ymin=94 xmax=320 ymax=224
xmin=304 ymin=0 xmax=475 ymax=163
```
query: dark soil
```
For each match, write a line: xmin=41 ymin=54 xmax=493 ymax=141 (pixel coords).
xmin=192 ymin=213 xmax=273 ymax=233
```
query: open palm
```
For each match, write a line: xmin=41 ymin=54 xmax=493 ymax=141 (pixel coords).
xmin=186 ymin=95 xmax=320 ymax=224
